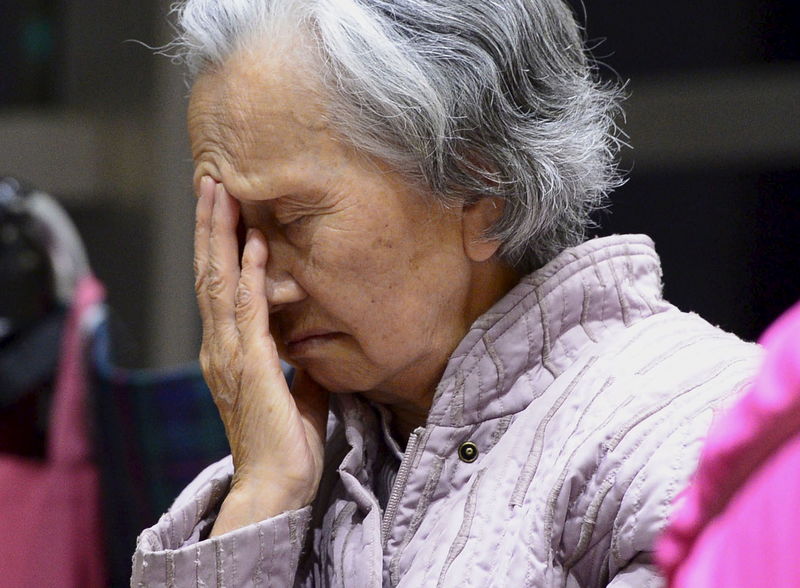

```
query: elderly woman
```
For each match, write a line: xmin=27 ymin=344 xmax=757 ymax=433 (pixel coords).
xmin=132 ymin=0 xmax=760 ymax=586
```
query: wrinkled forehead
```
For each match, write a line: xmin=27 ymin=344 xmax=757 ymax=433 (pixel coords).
xmin=186 ymin=45 xmax=335 ymax=188
xmin=189 ymin=41 xmax=328 ymax=136
xmin=185 ymin=42 xmax=367 ymax=200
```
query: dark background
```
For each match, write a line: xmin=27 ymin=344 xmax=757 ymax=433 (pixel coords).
xmin=572 ymin=1 xmax=800 ymax=341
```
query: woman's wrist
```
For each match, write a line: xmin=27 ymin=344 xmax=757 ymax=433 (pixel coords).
xmin=209 ymin=478 xmax=314 ymax=537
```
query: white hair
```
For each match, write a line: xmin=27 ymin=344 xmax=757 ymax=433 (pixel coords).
xmin=168 ymin=0 xmax=624 ymax=272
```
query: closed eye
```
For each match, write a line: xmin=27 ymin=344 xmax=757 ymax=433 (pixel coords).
xmin=279 ymin=214 xmax=310 ymax=228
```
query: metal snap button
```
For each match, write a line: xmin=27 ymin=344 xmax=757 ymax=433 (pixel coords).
xmin=458 ymin=441 xmax=479 ymax=463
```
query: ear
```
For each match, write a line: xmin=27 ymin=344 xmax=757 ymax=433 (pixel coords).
xmin=462 ymin=197 xmax=505 ymax=263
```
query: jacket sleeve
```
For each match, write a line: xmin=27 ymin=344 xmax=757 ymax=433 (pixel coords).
xmin=130 ymin=456 xmax=312 ymax=587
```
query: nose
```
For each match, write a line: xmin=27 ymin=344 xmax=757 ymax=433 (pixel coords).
xmin=241 ymin=210 xmax=306 ymax=312
xmin=265 ymin=269 xmax=306 ymax=313
xmin=263 ymin=233 xmax=306 ymax=313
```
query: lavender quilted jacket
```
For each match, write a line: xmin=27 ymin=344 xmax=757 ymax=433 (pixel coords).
xmin=132 ymin=235 xmax=761 ymax=587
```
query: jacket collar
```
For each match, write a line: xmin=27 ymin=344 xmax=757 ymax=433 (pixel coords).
xmin=425 ymin=234 xmax=669 ymax=428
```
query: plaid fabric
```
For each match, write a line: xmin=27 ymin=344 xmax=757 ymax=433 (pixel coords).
xmin=91 ymin=316 xmax=295 ymax=586
xmin=90 ymin=318 xmax=228 ymax=587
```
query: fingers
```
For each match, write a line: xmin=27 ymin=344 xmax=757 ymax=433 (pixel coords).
xmin=208 ymin=182 xmax=241 ymax=332
xmin=194 ymin=176 xmax=215 ymax=334
xmin=236 ymin=228 xmax=284 ymax=379
xmin=195 ymin=178 xmax=247 ymax=395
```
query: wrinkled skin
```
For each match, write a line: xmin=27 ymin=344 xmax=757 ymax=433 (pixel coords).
xmin=189 ymin=44 xmax=519 ymax=535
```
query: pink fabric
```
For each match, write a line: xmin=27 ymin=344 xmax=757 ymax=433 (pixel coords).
xmin=657 ymin=301 xmax=800 ymax=587
xmin=0 ymin=275 xmax=106 ymax=588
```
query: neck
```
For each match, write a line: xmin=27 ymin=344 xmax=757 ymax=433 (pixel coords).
xmin=389 ymin=404 xmax=430 ymax=448
xmin=381 ymin=261 xmax=522 ymax=446
xmin=363 ymin=361 xmax=441 ymax=445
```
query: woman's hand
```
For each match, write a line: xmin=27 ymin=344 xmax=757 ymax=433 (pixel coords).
xmin=193 ymin=177 xmax=329 ymax=536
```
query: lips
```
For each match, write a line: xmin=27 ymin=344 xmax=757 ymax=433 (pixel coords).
xmin=285 ymin=329 xmax=341 ymax=356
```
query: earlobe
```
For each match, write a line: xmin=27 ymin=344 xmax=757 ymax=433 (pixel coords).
xmin=462 ymin=197 xmax=505 ymax=263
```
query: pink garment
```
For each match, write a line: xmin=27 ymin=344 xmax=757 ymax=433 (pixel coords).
xmin=657 ymin=301 xmax=800 ymax=587
xmin=0 ymin=275 xmax=106 ymax=588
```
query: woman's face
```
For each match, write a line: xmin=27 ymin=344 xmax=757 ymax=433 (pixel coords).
xmin=188 ymin=48 xmax=504 ymax=411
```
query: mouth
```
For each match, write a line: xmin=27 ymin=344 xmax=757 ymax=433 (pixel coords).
xmin=285 ymin=329 xmax=342 ymax=356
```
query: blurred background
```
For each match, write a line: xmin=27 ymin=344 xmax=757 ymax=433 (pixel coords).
xmin=1 ymin=0 xmax=798 ymax=368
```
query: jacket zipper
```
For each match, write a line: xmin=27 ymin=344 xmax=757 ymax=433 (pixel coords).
xmin=381 ymin=427 xmax=425 ymax=545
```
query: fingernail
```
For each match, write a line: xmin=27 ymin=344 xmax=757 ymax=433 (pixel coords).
xmin=247 ymin=228 xmax=256 ymax=240
xmin=199 ymin=175 xmax=214 ymax=199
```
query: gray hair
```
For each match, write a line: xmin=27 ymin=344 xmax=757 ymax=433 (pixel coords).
xmin=169 ymin=0 xmax=624 ymax=273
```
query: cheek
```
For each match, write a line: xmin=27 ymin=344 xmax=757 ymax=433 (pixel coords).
xmin=306 ymin=221 xmax=404 ymax=281
xmin=299 ymin=212 xmax=459 ymax=325
xmin=301 ymin=231 xmax=410 ymax=325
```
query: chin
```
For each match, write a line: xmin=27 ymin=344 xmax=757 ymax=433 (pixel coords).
xmin=293 ymin=357 xmax=382 ymax=396
xmin=311 ymin=373 xmax=378 ymax=396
